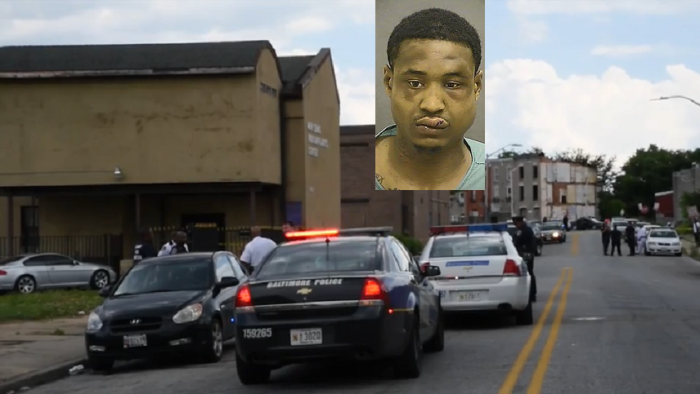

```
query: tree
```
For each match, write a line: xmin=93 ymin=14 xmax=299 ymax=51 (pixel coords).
xmin=614 ymin=145 xmax=700 ymax=218
xmin=498 ymin=146 xmax=544 ymax=158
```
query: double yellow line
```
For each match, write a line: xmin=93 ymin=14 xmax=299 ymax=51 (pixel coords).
xmin=498 ymin=267 xmax=574 ymax=394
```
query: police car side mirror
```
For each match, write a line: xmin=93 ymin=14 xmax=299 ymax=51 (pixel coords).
xmin=98 ymin=285 xmax=111 ymax=298
xmin=218 ymin=276 xmax=239 ymax=289
xmin=425 ymin=266 xmax=441 ymax=277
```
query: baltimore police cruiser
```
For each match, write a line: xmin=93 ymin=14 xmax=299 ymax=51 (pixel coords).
xmin=233 ymin=227 xmax=445 ymax=385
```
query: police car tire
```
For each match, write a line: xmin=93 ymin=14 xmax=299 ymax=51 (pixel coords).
xmin=423 ymin=308 xmax=444 ymax=353
xmin=236 ymin=352 xmax=271 ymax=385
xmin=393 ymin=316 xmax=422 ymax=379
xmin=515 ymin=302 xmax=534 ymax=326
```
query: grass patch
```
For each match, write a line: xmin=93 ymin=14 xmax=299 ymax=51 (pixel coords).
xmin=0 ymin=289 xmax=103 ymax=322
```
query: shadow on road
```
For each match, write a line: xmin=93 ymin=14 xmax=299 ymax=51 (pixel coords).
xmin=445 ymin=312 xmax=515 ymax=330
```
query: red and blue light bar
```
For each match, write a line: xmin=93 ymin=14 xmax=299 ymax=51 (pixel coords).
xmin=430 ymin=223 xmax=508 ymax=236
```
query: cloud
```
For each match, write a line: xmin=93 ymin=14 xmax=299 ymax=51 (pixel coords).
xmin=506 ymin=0 xmax=700 ymax=15
xmin=590 ymin=45 xmax=652 ymax=57
xmin=516 ymin=18 xmax=548 ymax=43
xmin=487 ymin=59 xmax=700 ymax=167
xmin=335 ymin=67 xmax=375 ymax=126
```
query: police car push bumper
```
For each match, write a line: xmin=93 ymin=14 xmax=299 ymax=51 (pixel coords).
xmin=234 ymin=278 xmax=410 ymax=364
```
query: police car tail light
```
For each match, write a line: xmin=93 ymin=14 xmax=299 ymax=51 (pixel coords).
xmin=285 ymin=229 xmax=339 ymax=239
xmin=0 ymin=270 xmax=6 ymax=276
xmin=235 ymin=284 xmax=254 ymax=309
xmin=360 ymin=278 xmax=390 ymax=309
xmin=503 ymin=259 xmax=521 ymax=276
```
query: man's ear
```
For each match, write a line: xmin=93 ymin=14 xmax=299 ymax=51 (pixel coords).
xmin=383 ymin=65 xmax=393 ymax=97
xmin=474 ymin=70 xmax=484 ymax=101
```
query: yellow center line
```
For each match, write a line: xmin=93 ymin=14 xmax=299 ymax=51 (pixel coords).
xmin=526 ymin=268 xmax=574 ymax=394
xmin=570 ymin=233 xmax=579 ymax=256
xmin=497 ymin=268 xmax=569 ymax=394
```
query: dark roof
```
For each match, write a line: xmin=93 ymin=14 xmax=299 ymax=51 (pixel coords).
xmin=340 ymin=125 xmax=375 ymax=136
xmin=278 ymin=49 xmax=339 ymax=104
xmin=0 ymin=40 xmax=274 ymax=74
xmin=279 ymin=55 xmax=315 ymax=85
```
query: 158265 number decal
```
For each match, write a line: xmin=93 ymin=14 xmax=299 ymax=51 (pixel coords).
xmin=242 ymin=328 xmax=272 ymax=339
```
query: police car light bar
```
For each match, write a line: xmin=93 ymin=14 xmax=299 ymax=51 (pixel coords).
xmin=285 ymin=229 xmax=339 ymax=238
xmin=430 ymin=223 xmax=508 ymax=235
xmin=339 ymin=227 xmax=393 ymax=237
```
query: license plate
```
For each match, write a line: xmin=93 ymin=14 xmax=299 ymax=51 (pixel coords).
xmin=453 ymin=291 xmax=480 ymax=301
xmin=290 ymin=328 xmax=322 ymax=346
xmin=123 ymin=334 xmax=147 ymax=348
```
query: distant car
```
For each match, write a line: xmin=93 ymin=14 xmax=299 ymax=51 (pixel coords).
xmin=234 ymin=227 xmax=444 ymax=384
xmin=644 ymin=229 xmax=682 ymax=257
xmin=539 ymin=223 xmax=567 ymax=243
xmin=419 ymin=223 xmax=533 ymax=325
xmin=0 ymin=253 xmax=118 ymax=295
xmin=574 ymin=217 xmax=602 ymax=230
xmin=85 ymin=251 xmax=247 ymax=371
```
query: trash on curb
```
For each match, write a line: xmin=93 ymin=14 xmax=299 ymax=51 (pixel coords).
xmin=68 ymin=364 xmax=84 ymax=376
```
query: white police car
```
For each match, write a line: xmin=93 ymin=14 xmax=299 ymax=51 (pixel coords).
xmin=417 ymin=223 xmax=533 ymax=325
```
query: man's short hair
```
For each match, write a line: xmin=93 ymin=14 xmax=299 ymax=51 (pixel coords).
xmin=387 ymin=8 xmax=482 ymax=73
xmin=512 ymin=216 xmax=525 ymax=223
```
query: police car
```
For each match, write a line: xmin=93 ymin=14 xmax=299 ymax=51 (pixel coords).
xmin=233 ymin=227 xmax=444 ymax=385
xmin=417 ymin=224 xmax=533 ymax=326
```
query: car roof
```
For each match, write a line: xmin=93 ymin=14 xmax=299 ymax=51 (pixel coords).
xmin=431 ymin=232 xmax=504 ymax=240
xmin=138 ymin=252 xmax=216 ymax=265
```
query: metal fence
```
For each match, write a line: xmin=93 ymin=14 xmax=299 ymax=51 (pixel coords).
xmin=0 ymin=234 xmax=123 ymax=266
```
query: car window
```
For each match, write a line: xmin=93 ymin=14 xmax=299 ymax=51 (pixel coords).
xmin=23 ymin=255 xmax=54 ymax=266
xmin=649 ymin=230 xmax=678 ymax=238
xmin=226 ymin=255 xmax=247 ymax=280
xmin=47 ymin=255 xmax=74 ymax=266
xmin=113 ymin=259 xmax=213 ymax=295
xmin=214 ymin=255 xmax=236 ymax=281
xmin=256 ymin=240 xmax=379 ymax=279
xmin=389 ymin=240 xmax=411 ymax=272
xmin=430 ymin=236 xmax=507 ymax=258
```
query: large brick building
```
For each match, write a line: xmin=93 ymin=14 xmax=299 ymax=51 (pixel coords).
xmin=0 ymin=41 xmax=341 ymax=261
xmin=340 ymin=125 xmax=449 ymax=242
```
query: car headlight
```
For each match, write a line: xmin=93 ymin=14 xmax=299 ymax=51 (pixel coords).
xmin=172 ymin=303 xmax=203 ymax=324
xmin=86 ymin=312 xmax=103 ymax=332
xmin=552 ymin=232 xmax=560 ymax=237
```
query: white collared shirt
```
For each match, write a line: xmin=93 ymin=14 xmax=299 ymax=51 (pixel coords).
xmin=240 ymin=236 xmax=277 ymax=268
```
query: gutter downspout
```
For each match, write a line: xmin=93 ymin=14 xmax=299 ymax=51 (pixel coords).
xmin=278 ymin=97 xmax=288 ymax=226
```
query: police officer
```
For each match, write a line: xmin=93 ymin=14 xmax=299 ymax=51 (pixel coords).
xmin=158 ymin=231 xmax=190 ymax=256
xmin=133 ymin=228 xmax=158 ymax=264
xmin=610 ymin=224 xmax=623 ymax=256
xmin=512 ymin=216 xmax=537 ymax=302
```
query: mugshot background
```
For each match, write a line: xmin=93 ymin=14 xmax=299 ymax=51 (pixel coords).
xmin=375 ymin=0 xmax=485 ymax=143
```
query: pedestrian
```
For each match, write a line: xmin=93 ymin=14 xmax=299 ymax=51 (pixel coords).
xmin=693 ymin=216 xmax=700 ymax=247
xmin=240 ymin=226 xmax=277 ymax=275
xmin=601 ymin=219 xmax=611 ymax=255
xmin=636 ymin=225 xmax=648 ymax=254
xmin=512 ymin=216 xmax=537 ymax=302
xmin=158 ymin=231 xmax=189 ymax=256
xmin=133 ymin=228 xmax=158 ymax=264
xmin=625 ymin=221 xmax=636 ymax=256
xmin=563 ymin=214 xmax=569 ymax=231
xmin=610 ymin=224 xmax=622 ymax=256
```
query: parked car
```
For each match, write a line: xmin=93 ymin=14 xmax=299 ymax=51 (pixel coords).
xmin=644 ymin=228 xmax=682 ymax=256
xmin=85 ymin=251 xmax=247 ymax=371
xmin=574 ymin=217 xmax=602 ymax=230
xmin=0 ymin=253 xmax=118 ymax=294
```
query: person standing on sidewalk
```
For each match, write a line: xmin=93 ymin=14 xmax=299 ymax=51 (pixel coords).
xmin=693 ymin=216 xmax=700 ymax=247
xmin=611 ymin=224 xmax=623 ymax=256
xmin=240 ymin=226 xmax=277 ymax=275
xmin=625 ymin=221 xmax=637 ymax=256
xmin=133 ymin=228 xmax=157 ymax=264
xmin=158 ymin=231 xmax=189 ymax=256
xmin=601 ymin=219 xmax=611 ymax=255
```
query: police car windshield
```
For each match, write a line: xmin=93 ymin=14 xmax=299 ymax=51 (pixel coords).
xmin=429 ymin=236 xmax=507 ymax=258
xmin=649 ymin=230 xmax=677 ymax=238
xmin=113 ymin=259 xmax=213 ymax=296
xmin=540 ymin=225 xmax=561 ymax=231
xmin=255 ymin=240 xmax=379 ymax=279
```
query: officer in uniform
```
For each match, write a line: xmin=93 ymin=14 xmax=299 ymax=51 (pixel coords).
xmin=158 ymin=231 xmax=190 ymax=256
xmin=512 ymin=216 xmax=537 ymax=302
xmin=133 ymin=228 xmax=158 ymax=264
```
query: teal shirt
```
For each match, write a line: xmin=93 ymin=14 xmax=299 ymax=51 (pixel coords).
xmin=375 ymin=124 xmax=485 ymax=190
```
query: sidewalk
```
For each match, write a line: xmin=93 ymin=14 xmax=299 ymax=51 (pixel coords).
xmin=0 ymin=317 xmax=87 ymax=393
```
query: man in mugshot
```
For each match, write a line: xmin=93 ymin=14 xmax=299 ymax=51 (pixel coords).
xmin=375 ymin=8 xmax=485 ymax=190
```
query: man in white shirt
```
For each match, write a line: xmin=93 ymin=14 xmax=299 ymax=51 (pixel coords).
xmin=693 ymin=216 xmax=700 ymax=246
xmin=158 ymin=231 xmax=190 ymax=256
xmin=636 ymin=226 xmax=647 ymax=254
xmin=240 ymin=226 xmax=277 ymax=274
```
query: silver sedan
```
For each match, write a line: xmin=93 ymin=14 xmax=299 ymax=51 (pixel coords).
xmin=0 ymin=253 xmax=118 ymax=294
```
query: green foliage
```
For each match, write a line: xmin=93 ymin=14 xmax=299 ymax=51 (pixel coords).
xmin=598 ymin=195 xmax=626 ymax=219
xmin=676 ymin=225 xmax=692 ymax=236
xmin=679 ymin=191 xmax=700 ymax=220
xmin=394 ymin=234 xmax=423 ymax=256
xmin=0 ymin=289 xmax=102 ymax=322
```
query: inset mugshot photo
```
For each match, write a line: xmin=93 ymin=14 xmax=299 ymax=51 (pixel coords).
xmin=375 ymin=0 xmax=485 ymax=191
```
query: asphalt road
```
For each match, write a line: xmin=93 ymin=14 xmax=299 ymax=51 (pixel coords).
xmin=28 ymin=232 xmax=700 ymax=394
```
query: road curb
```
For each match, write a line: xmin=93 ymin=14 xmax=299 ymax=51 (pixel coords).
xmin=0 ymin=358 xmax=86 ymax=394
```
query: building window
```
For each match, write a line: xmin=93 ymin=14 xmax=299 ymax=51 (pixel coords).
xmin=561 ymin=195 xmax=567 ymax=204
xmin=470 ymin=191 xmax=477 ymax=202
xmin=519 ymin=186 xmax=524 ymax=201
xmin=519 ymin=166 xmax=524 ymax=179
xmin=533 ymin=185 xmax=539 ymax=200
xmin=533 ymin=165 xmax=538 ymax=178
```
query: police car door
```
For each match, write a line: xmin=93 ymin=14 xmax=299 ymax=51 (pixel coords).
xmin=390 ymin=239 xmax=431 ymax=342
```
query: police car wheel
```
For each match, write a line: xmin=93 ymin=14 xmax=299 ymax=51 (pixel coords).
xmin=236 ymin=352 xmax=271 ymax=385
xmin=393 ymin=315 xmax=422 ymax=378
xmin=424 ymin=308 xmax=444 ymax=353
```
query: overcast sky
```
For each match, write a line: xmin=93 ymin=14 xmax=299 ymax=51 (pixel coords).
xmin=0 ymin=0 xmax=375 ymax=126
xmin=488 ymin=0 xmax=700 ymax=167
